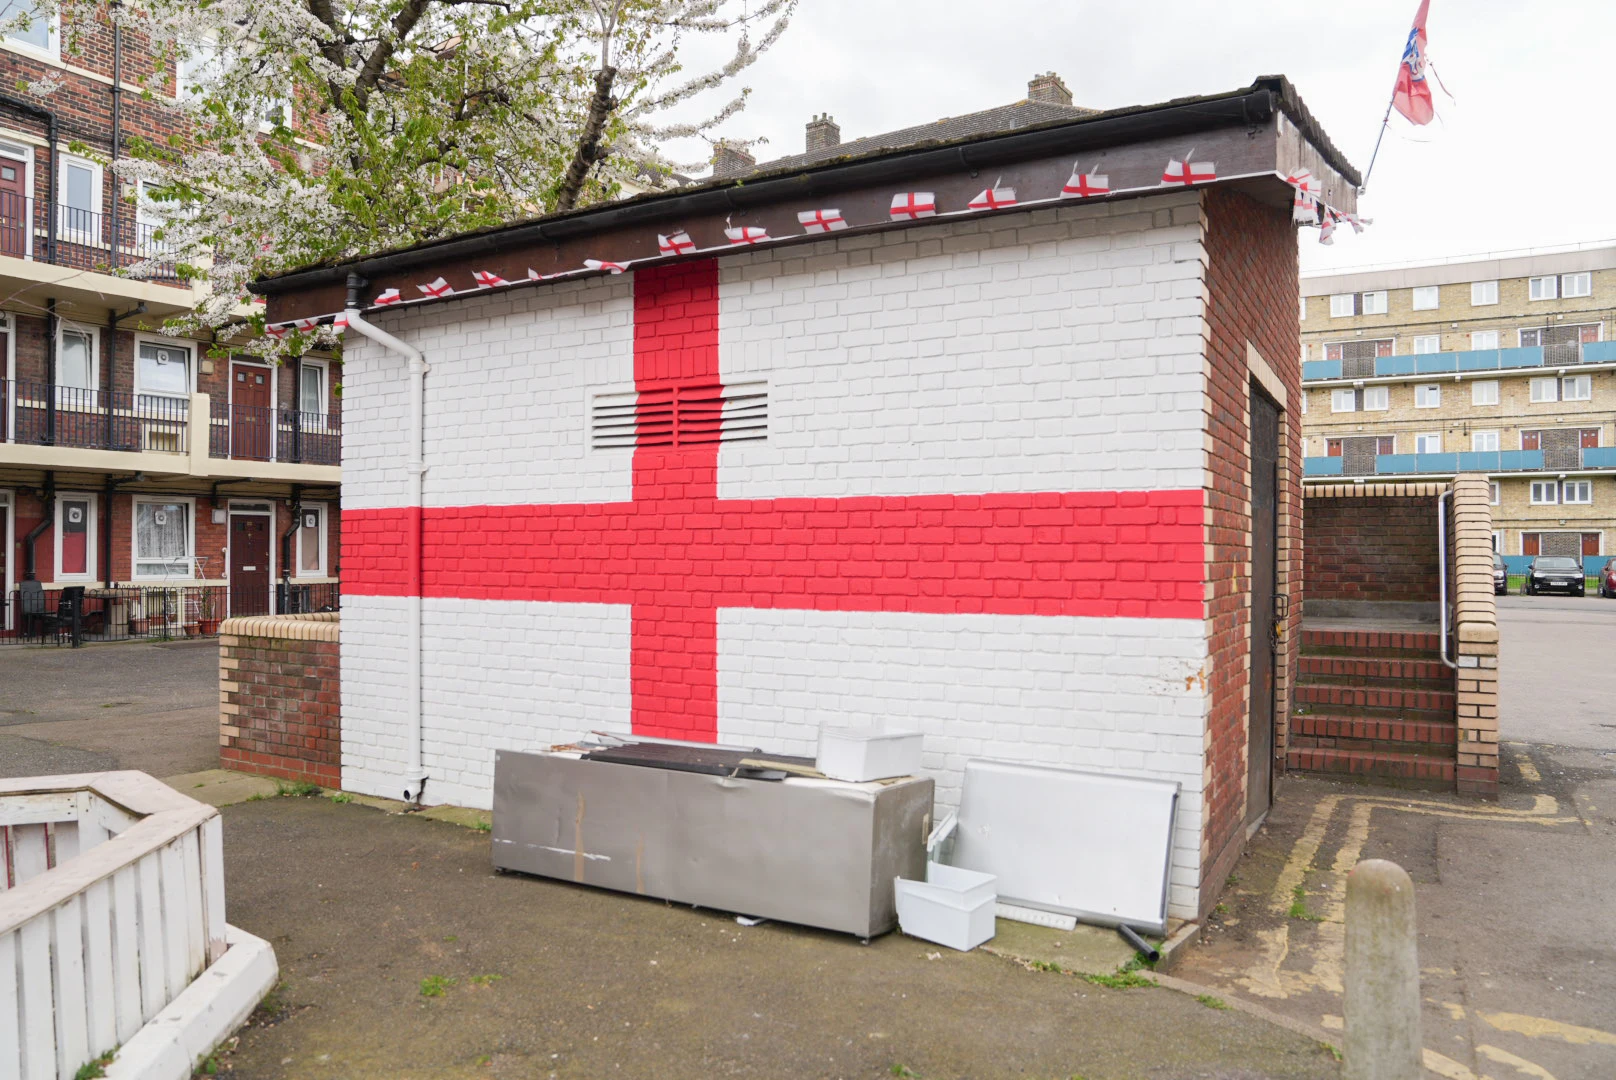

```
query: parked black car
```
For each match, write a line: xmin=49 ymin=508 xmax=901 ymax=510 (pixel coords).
xmin=1493 ymin=553 xmax=1508 ymax=595
xmin=1524 ymin=556 xmax=1586 ymax=596
xmin=1599 ymin=558 xmax=1616 ymax=599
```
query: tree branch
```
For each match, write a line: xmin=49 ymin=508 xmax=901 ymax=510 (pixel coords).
xmin=553 ymin=64 xmax=616 ymax=212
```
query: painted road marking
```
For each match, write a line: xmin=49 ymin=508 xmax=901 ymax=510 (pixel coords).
xmin=1477 ymin=1044 xmax=1557 ymax=1079
xmin=1480 ymin=1011 xmax=1616 ymax=1046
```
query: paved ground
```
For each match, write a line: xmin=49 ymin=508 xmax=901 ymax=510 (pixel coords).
xmin=0 ymin=638 xmax=221 ymax=778
xmin=1176 ymin=594 xmax=1616 ymax=1080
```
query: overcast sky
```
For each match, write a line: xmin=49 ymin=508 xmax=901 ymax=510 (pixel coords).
xmin=671 ymin=0 xmax=1616 ymax=275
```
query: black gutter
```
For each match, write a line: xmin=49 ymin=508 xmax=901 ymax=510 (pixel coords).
xmin=279 ymin=485 xmax=303 ymax=607
xmin=256 ymin=79 xmax=1306 ymax=297
xmin=44 ymin=298 xmax=56 ymax=445
xmin=22 ymin=472 xmax=54 ymax=580
xmin=0 ymin=92 xmax=57 ymax=264
xmin=109 ymin=7 xmax=123 ymax=272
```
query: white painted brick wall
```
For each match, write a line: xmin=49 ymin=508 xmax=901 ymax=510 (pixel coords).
xmin=716 ymin=609 xmax=1208 ymax=919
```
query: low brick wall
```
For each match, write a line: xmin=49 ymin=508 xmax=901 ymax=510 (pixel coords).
xmin=1449 ymin=475 xmax=1500 ymax=797
xmin=1304 ymin=491 xmax=1440 ymax=604
xmin=219 ymin=614 xmax=340 ymax=787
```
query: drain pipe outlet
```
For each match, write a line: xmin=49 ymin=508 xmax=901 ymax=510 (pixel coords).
xmin=343 ymin=298 xmax=430 ymax=804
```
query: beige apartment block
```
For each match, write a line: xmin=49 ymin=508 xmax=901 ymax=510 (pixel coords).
xmin=1300 ymin=242 xmax=1616 ymax=567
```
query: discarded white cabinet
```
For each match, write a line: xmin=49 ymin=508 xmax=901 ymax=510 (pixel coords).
xmin=815 ymin=724 xmax=923 ymax=782
xmin=894 ymin=863 xmax=997 ymax=951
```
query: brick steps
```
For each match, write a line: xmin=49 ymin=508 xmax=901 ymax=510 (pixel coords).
xmin=1285 ymin=747 xmax=1456 ymax=790
xmin=1291 ymin=626 xmax=1458 ymax=788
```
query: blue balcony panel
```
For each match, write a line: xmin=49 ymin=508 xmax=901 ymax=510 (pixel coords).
xmin=1499 ymin=449 xmax=1544 ymax=471
xmin=1304 ymin=456 xmax=1344 ymax=476
xmin=1375 ymin=355 xmax=1416 ymax=376
xmin=1583 ymin=340 xmax=1616 ymax=364
xmin=1456 ymin=451 xmax=1501 ymax=471
xmin=1414 ymin=353 xmax=1460 ymax=374
xmin=1455 ymin=349 xmax=1501 ymax=371
xmin=1498 ymin=346 xmax=1542 ymax=369
xmin=1302 ymin=359 xmax=1342 ymax=381
xmin=1376 ymin=453 xmax=1457 ymax=475
xmin=1582 ymin=446 xmax=1616 ymax=469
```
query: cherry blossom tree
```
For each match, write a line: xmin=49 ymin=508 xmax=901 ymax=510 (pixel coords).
xmin=4 ymin=0 xmax=793 ymax=344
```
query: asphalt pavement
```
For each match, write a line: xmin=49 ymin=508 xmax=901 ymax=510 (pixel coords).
xmin=1497 ymin=593 xmax=1616 ymax=750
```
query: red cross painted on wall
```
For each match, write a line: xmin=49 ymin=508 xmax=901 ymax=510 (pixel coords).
xmin=345 ymin=260 xmax=1205 ymax=742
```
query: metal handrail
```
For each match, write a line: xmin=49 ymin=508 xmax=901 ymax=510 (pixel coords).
xmin=1436 ymin=490 xmax=1457 ymax=670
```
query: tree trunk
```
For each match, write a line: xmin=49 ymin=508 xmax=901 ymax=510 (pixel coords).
xmin=554 ymin=65 xmax=617 ymax=212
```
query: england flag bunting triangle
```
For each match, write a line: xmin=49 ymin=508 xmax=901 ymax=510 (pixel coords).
xmin=797 ymin=209 xmax=847 ymax=234
xmin=473 ymin=270 xmax=508 ymax=288
xmin=658 ymin=231 xmax=697 ymax=256
xmin=1060 ymin=165 xmax=1109 ymax=198
xmin=419 ymin=277 xmax=453 ymax=298
xmin=375 ymin=288 xmax=402 ymax=306
xmin=584 ymin=258 xmax=627 ymax=274
xmin=967 ymin=182 xmax=1017 ymax=211
xmin=724 ymin=225 xmax=769 ymax=245
xmin=890 ymin=192 xmax=936 ymax=220
xmin=1162 ymin=154 xmax=1216 ymax=186
xmin=263 ymin=323 xmax=289 ymax=340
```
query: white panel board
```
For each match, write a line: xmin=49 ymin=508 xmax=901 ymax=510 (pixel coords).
xmin=951 ymin=759 xmax=1178 ymax=934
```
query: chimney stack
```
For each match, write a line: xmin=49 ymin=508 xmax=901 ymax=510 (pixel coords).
xmin=1027 ymin=72 xmax=1073 ymax=106
xmin=806 ymin=113 xmax=841 ymax=153
xmin=711 ymin=141 xmax=756 ymax=178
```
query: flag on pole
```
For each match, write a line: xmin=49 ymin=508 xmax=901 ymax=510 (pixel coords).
xmin=1392 ymin=0 xmax=1434 ymax=125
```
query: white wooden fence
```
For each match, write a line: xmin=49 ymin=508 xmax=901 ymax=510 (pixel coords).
xmin=0 ymin=772 xmax=275 ymax=1080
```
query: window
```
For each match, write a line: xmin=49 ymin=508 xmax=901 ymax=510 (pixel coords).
xmin=135 ymin=178 xmax=165 ymax=229
xmin=1472 ymin=380 xmax=1499 ymax=406
xmin=177 ymin=37 xmax=224 ymax=97
xmin=133 ymin=499 xmax=194 ymax=579
xmin=1472 ymin=430 xmax=1500 ymax=452
xmin=1470 ymin=330 xmax=1499 ymax=350
xmin=135 ymin=340 xmax=191 ymax=400
xmin=3 ymin=0 xmax=55 ymax=54
xmin=58 ymin=156 xmax=101 ymax=239
xmin=1562 ymin=375 xmax=1591 ymax=401
xmin=1363 ymin=386 xmax=1389 ymax=411
xmin=1563 ymin=481 xmax=1593 ymax=505
xmin=1562 ymin=272 xmax=1592 ymax=298
xmin=1361 ymin=291 xmax=1388 ymax=315
xmin=1530 ymin=377 xmax=1558 ymax=403
xmin=1412 ymin=335 xmax=1441 ymax=354
xmin=1529 ymin=276 xmax=1558 ymax=301
xmin=1489 ymin=482 xmax=1501 ymax=506
xmin=1414 ymin=384 xmax=1441 ymax=408
xmin=1530 ymin=481 xmax=1558 ymax=505
xmin=1411 ymin=285 xmax=1439 ymax=310
xmin=57 ymin=325 xmax=96 ymax=393
xmin=1330 ymin=389 xmax=1355 ymax=412
xmin=298 ymin=361 xmax=327 ymax=417
xmin=1472 ymin=280 xmax=1499 ymax=306
xmin=296 ymin=504 xmax=326 ymax=577
xmin=54 ymin=494 xmax=96 ymax=581
xmin=1299 ymin=390 xmax=1307 ymax=414
xmin=1414 ymin=432 xmax=1442 ymax=454
xmin=1299 ymin=296 xmax=1307 ymax=321
xmin=1329 ymin=294 xmax=1354 ymax=318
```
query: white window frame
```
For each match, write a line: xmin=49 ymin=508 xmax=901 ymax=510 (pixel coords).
xmin=1414 ymin=384 xmax=1441 ymax=408
xmin=57 ymin=154 xmax=102 ymax=243
xmin=1411 ymin=285 xmax=1439 ymax=310
xmin=1360 ymin=291 xmax=1388 ymax=315
xmin=1489 ymin=483 xmax=1501 ymax=507
xmin=1529 ymin=377 xmax=1558 ymax=403
xmin=134 ymin=177 xmax=166 ymax=229
xmin=131 ymin=496 xmax=197 ymax=581
xmin=2 ymin=2 xmax=59 ymax=59
xmin=1528 ymin=276 xmax=1558 ymax=301
xmin=1299 ymin=389 xmax=1307 ymax=415
xmin=1472 ymin=430 xmax=1500 ymax=453
xmin=1412 ymin=335 xmax=1441 ymax=354
xmin=294 ymin=502 xmax=328 ymax=579
xmin=1529 ymin=481 xmax=1558 ymax=505
xmin=1415 ymin=432 xmax=1443 ymax=455
xmin=297 ymin=359 xmax=329 ymax=418
xmin=1362 ymin=385 xmax=1389 ymax=411
xmin=55 ymin=321 xmax=99 ymax=395
xmin=1299 ymin=296 xmax=1307 ymax=321
xmin=1562 ymin=480 xmax=1593 ymax=505
xmin=1331 ymin=388 xmax=1357 ymax=413
xmin=1329 ymin=294 xmax=1354 ymax=318
xmin=1470 ymin=330 xmax=1499 ymax=351
xmin=1561 ymin=375 xmax=1592 ymax=401
xmin=1472 ymin=380 xmax=1499 ymax=406
xmin=1561 ymin=272 xmax=1592 ymax=299
xmin=132 ymin=335 xmax=195 ymax=400
xmin=1471 ymin=280 xmax=1499 ymax=306
xmin=53 ymin=491 xmax=97 ymax=582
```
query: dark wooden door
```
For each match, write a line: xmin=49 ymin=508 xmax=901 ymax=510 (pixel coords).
xmin=231 ymin=364 xmax=272 ymax=461
xmin=0 ymin=157 xmax=26 ymax=258
xmin=229 ymin=515 xmax=271 ymax=617
xmin=1247 ymin=388 xmax=1281 ymax=827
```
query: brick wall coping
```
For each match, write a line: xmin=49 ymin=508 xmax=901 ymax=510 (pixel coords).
xmin=219 ymin=613 xmax=339 ymax=642
xmin=1306 ymin=482 xmax=1447 ymax=499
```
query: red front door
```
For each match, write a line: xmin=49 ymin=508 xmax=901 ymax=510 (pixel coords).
xmin=229 ymin=515 xmax=271 ymax=617
xmin=231 ymin=363 xmax=272 ymax=461
xmin=0 ymin=157 xmax=26 ymax=258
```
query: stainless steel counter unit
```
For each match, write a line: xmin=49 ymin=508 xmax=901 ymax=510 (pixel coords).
xmin=491 ymin=749 xmax=934 ymax=938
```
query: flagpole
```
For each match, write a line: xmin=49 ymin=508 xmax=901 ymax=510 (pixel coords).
xmin=1360 ymin=87 xmax=1399 ymax=193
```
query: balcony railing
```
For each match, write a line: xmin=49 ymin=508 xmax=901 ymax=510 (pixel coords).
xmin=1305 ymin=447 xmax=1616 ymax=478
xmin=0 ymin=193 xmax=183 ymax=282
xmin=1302 ymin=340 xmax=1616 ymax=382
xmin=0 ymin=378 xmax=189 ymax=452
xmin=208 ymin=399 xmax=341 ymax=465
xmin=1 ymin=381 xmax=340 ymax=465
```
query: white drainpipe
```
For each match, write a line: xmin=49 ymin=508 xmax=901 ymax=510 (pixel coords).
xmin=344 ymin=304 xmax=430 ymax=803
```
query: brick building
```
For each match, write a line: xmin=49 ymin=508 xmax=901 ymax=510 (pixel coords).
xmin=0 ymin=5 xmax=341 ymax=638
xmin=257 ymin=76 xmax=1358 ymax=921
xmin=1300 ymin=242 xmax=1616 ymax=574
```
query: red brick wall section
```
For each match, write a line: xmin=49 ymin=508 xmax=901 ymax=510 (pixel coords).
xmin=219 ymin=616 xmax=341 ymax=787
xmin=1304 ymin=496 xmax=1440 ymax=604
xmin=1199 ymin=188 xmax=1305 ymax=918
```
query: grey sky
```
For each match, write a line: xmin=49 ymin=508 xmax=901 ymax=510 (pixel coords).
xmin=677 ymin=0 xmax=1615 ymax=273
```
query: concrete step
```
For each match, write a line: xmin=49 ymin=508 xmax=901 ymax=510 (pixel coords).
xmin=1292 ymin=682 xmax=1456 ymax=721
xmin=1289 ymin=714 xmax=1458 ymax=756
xmin=1296 ymin=654 xmax=1454 ymax=691
xmin=1285 ymin=746 xmax=1456 ymax=790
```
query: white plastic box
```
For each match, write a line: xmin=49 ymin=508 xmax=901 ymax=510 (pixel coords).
xmin=816 ymin=724 xmax=923 ymax=782
xmin=894 ymin=862 xmax=997 ymax=951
